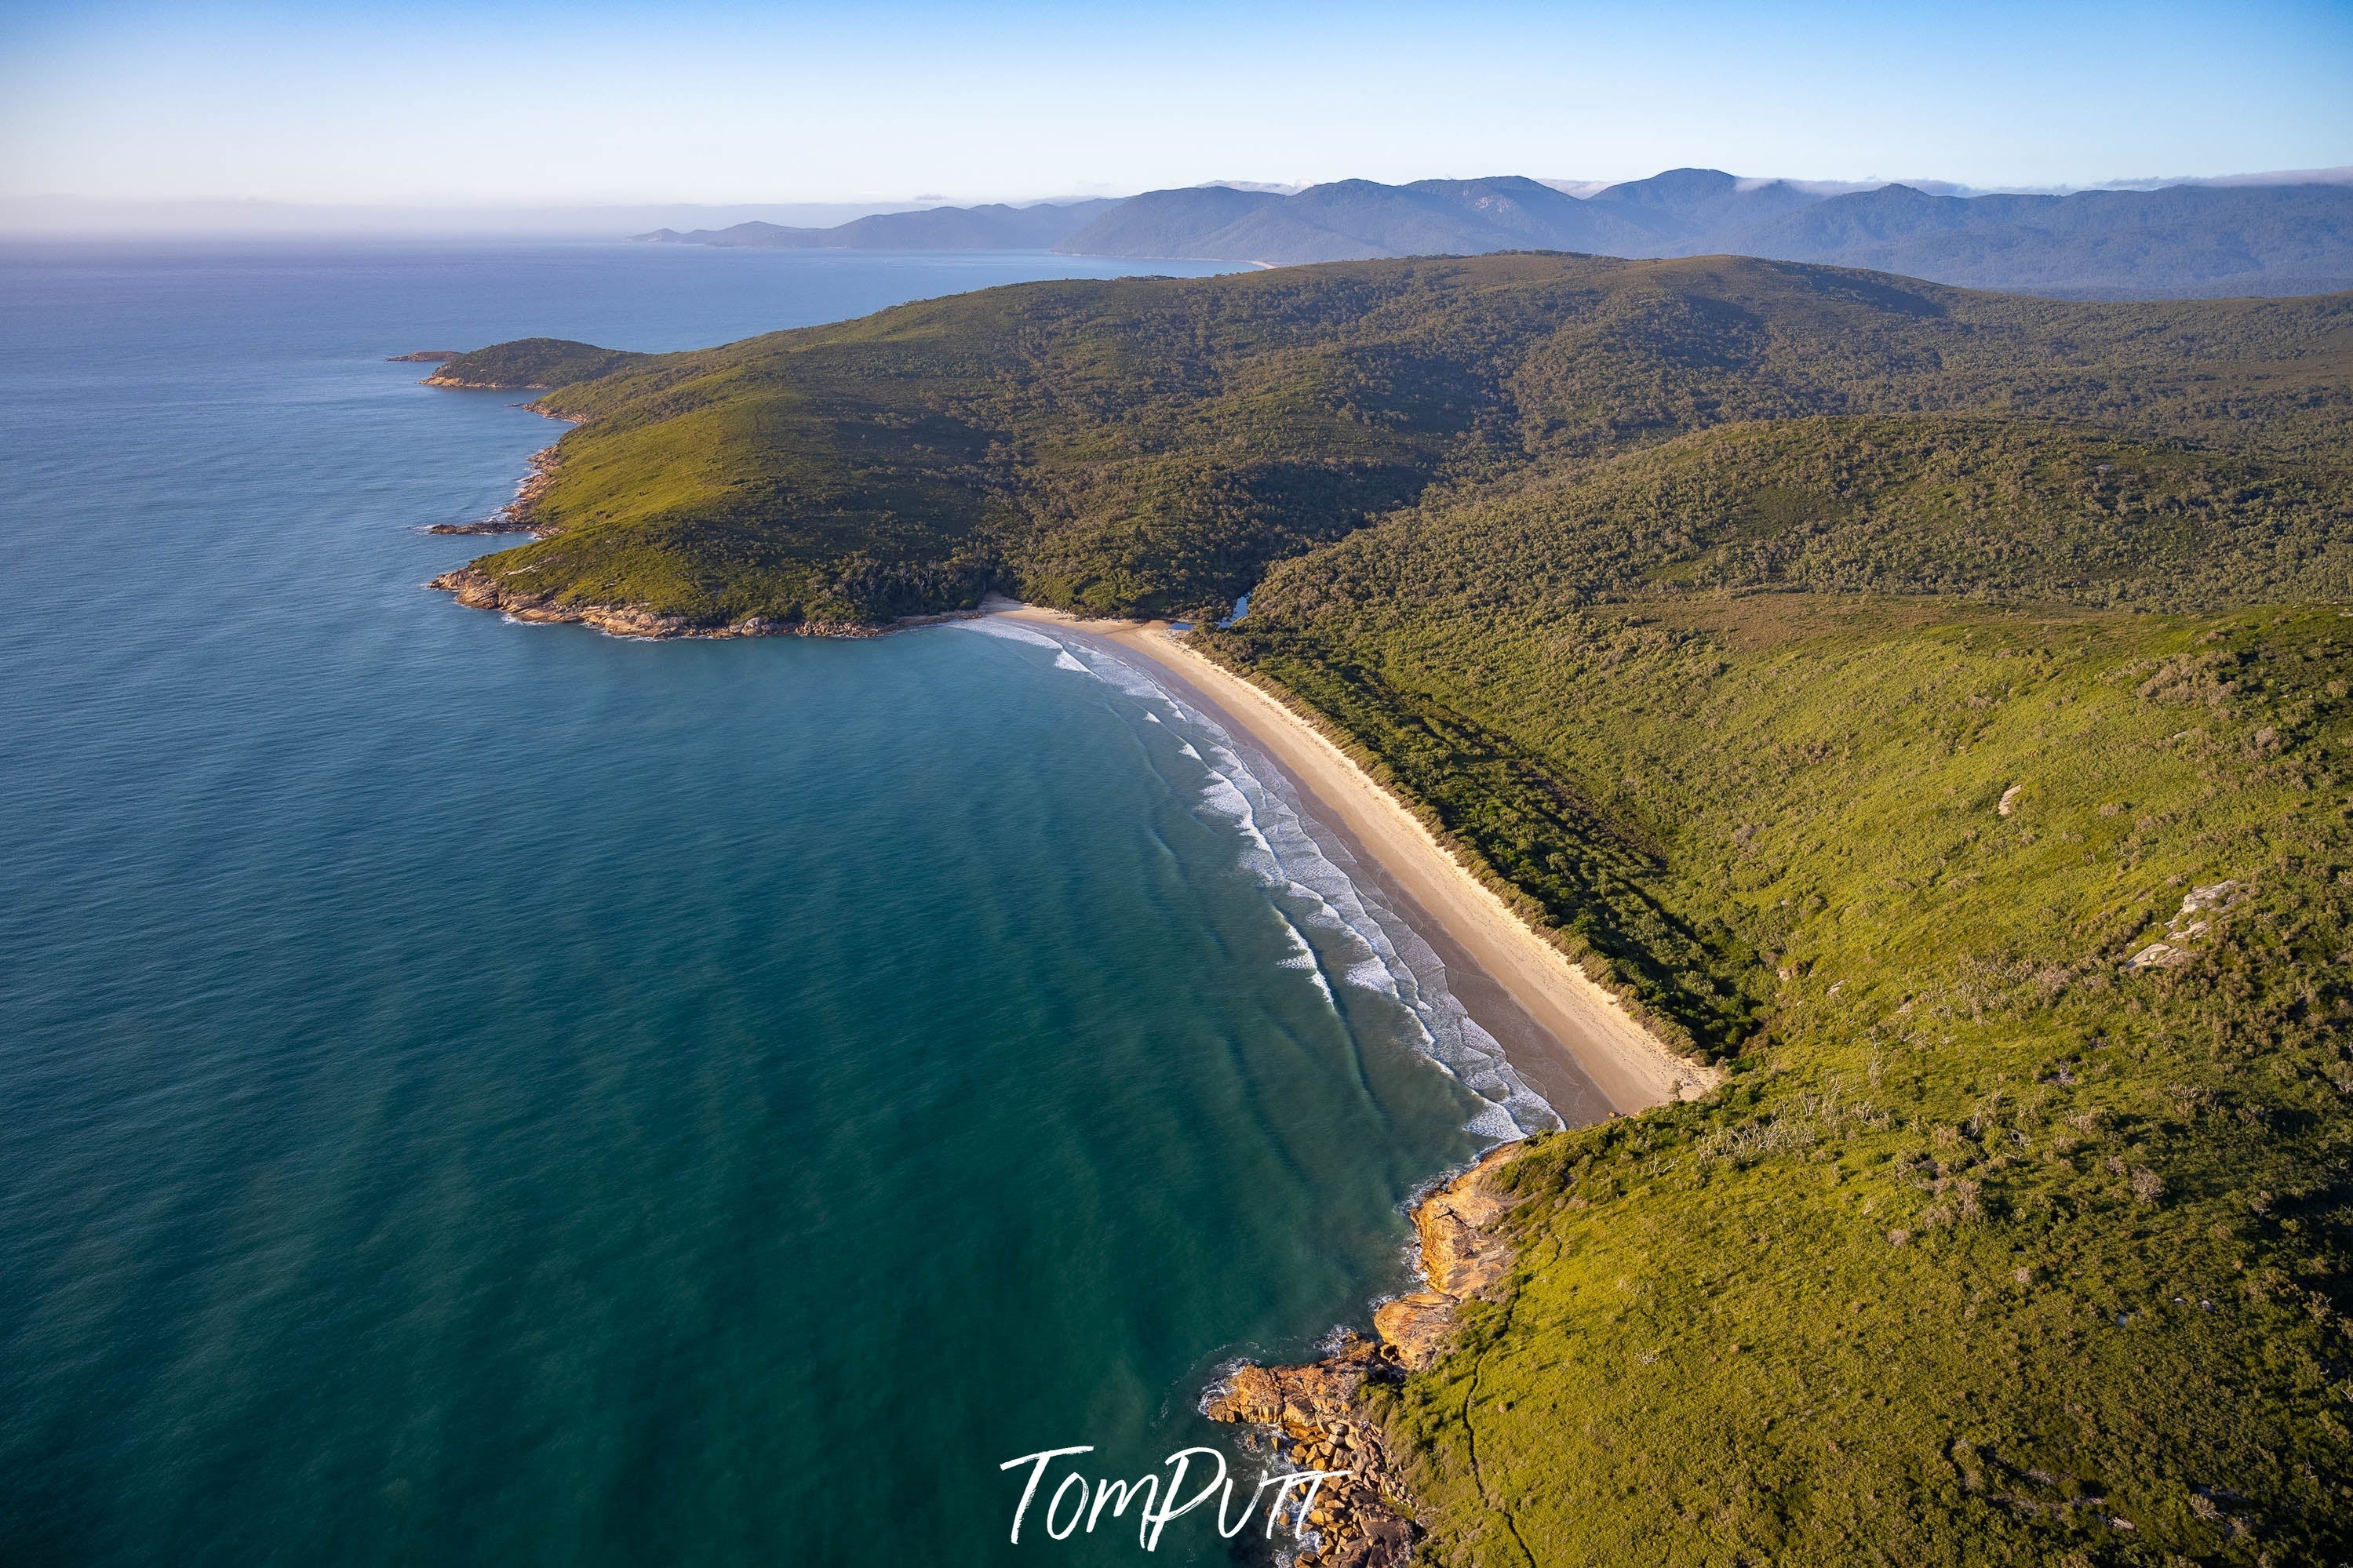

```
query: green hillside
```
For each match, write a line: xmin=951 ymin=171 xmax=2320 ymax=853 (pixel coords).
xmin=431 ymin=256 xmax=2353 ymax=1562
xmin=435 ymin=254 xmax=2353 ymax=629
xmin=1212 ymin=527 xmax=2353 ymax=1568
xmin=424 ymin=337 xmax=653 ymax=389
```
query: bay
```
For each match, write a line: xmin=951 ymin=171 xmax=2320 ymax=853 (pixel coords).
xmin=0 ymin=241 xmax=1516 ymax=1565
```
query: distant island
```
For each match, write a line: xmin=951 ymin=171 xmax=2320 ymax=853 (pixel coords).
xmin=637 ymin=198 xmax=1120 ymax=253
xmin=417 ymin=254 xmax=2353 ymax=1563
xmin=634 ymin=168 xmax=2353 ymax=299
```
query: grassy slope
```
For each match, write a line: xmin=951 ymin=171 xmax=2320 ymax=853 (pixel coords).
xmin=1209 ymin=465 xmax=2353 ymax=1559
xmin=439 ymin=256 xmax=2353 ymax=628
xmin=1215 ymin=415 xmax=2353 ymax=1058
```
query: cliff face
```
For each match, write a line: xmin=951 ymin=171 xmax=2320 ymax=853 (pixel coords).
xmin=1204 ymin=1141 xmax=1529 ymax=1568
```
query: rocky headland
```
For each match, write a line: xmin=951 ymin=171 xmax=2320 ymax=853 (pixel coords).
xmin=421 ymin=374 xmax=563 ymax=390
xmin=425 ymin=566 xmax=990 ymax=641
xmin=1204 ymin=1140 xmax=1531 ymax=1568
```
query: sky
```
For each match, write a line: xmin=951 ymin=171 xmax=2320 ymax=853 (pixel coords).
xmin=2 ymin=0 xmax=2348 ymax=217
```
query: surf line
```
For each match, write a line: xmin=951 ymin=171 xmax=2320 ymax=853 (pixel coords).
xmin=958 ymin=614 xmax=1560 ymax=1138
xmin=998 ymin=1445 xmax=1348 ymax=1551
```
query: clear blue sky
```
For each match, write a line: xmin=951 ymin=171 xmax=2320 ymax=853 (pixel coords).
xmin=2 ymin=0 xmax=2347 ymax=206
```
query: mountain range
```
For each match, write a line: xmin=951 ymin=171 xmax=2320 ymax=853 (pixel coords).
xmin=636 ymin=169 xmax=2353 ymax=297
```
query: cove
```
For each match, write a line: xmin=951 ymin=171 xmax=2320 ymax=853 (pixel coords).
xmin=1 ymin=241 xmax=1510 ymax=1566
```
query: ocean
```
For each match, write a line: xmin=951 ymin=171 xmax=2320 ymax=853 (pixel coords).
xmin=0 ymin=240 xmax=1546 ymax=1565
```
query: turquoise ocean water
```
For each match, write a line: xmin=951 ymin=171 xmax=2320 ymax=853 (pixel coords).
xmin=0 ymin=242 xmax=1554 ymax=1565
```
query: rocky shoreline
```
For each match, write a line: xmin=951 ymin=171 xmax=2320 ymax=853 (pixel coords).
xmin=1204 ymin=1140 xmax=1531 ymax=1568
xmin=427 ymin=566 xmax=993 ymax=641
xmin=425 ymin=443 xmax=567 ymax=536
xmin=421 ymin=370 xmax=566 ymax=391
xmin=413 ymin=385 xmax=1000 ymax=641
xmin=424 ymin=420 xmax=1000 ymax=637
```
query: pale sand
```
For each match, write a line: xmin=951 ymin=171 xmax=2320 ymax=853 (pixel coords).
xmin=996 ymin=604 xmax=1721 ymax=1114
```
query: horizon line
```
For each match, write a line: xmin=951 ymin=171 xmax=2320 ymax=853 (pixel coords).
xmin=5 ymin=164 xmax=2351 ymax=238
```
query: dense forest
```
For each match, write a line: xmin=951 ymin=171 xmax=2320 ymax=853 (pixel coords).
xmin=435 ymin=256 xmax=2353 ymax=1563
xmin=431 ymin=253 xmax=2353 ymax=629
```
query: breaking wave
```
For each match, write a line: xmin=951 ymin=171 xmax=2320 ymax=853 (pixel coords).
xmin=957 ymin=618 xmax=1064 ymax=649
xmin=945 ymin=619 xmax=1559 ymax=1138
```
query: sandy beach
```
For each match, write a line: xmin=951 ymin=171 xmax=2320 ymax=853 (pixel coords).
xmin=997 ymin=604 xmax=1718 ymax=1115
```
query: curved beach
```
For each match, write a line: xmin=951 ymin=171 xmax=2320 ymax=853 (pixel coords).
xmin=998 ymin=604 xmax=1717 ymax=1115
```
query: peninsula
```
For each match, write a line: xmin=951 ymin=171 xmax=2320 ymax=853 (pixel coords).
xmin=421 ymin=255 xmax=2353 ymax=1563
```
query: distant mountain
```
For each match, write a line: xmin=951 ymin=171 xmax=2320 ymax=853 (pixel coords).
xmin=636 ymin=173 xmax=2353 ymax=297
xmin=1055 ymin=176 xmax=1659 ymax=263
xmin=1051 ymin=185 xmax=1284 ymax=260
xmin=1062 ymin=170 xmax=2353 ymax=297
xmin=1725 ymin=181 xmax=2353 ymax=297
xmin=637 ymin=198 xmax=1119 ymax=251
xmin=1584 ymin=167 xmax=1827 ymax=242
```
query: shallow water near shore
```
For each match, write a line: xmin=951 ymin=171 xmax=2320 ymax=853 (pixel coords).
xmin=0 ymin=242 xmax=1532 ymax=1564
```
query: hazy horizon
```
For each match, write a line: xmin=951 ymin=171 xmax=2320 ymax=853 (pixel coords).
xmin=2 ymin=0 xmax=2345 ymax=223
xmin=9 ymin=163 xmax=2353 ymax=240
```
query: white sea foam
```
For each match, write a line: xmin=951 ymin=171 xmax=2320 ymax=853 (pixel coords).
xmin=949 ymin=618 xmax=1558 ymax=1137
xmin=1197 ymin=731 xmax=1557 ymax=1134
xmin=1272 ymin=909 xmax=1336 ymax=1004
xmin=1068 ymin=646 xmax=1174 ymax=703
xmin=1343 ymin=955 xmax=1400 ymax=996
xmin=1164 ymin=708 xmax=1555 ymax=1133
xmin=952 ymin=619 xmax=1064 ymax=649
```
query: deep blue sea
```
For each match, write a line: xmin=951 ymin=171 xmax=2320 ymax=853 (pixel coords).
xmin=0 ymin=241 xmax=1547 ymax=1566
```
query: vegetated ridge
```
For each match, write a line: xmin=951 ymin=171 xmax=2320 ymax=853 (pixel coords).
xmin=422 ymin=338 xmax=651 ymax=390
xmin=427 ymin=255 xmax=2353 ymax=1563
